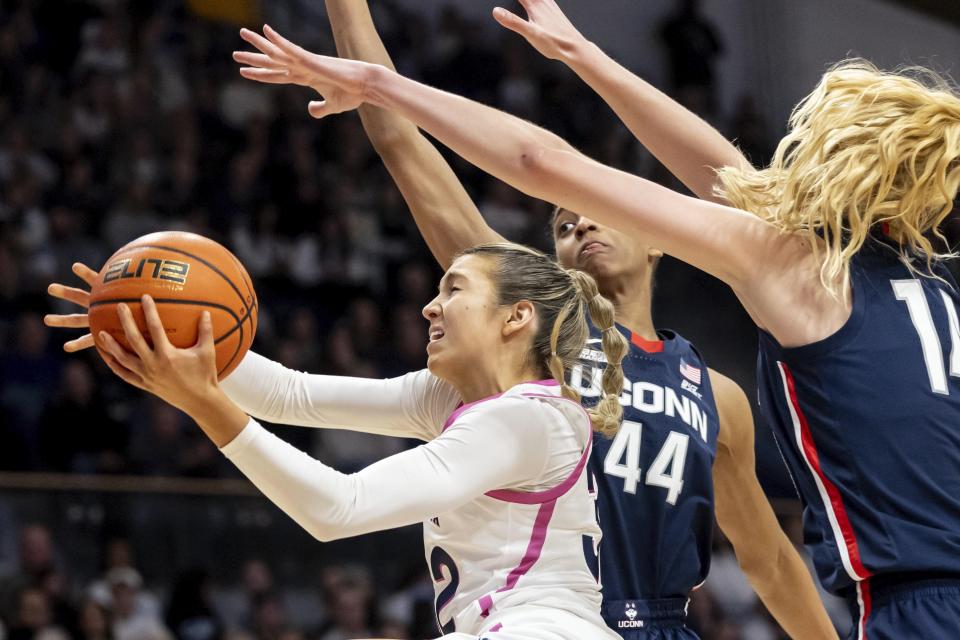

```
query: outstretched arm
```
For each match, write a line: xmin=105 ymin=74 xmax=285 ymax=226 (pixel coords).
xmin=94 ymin=296 xmax=550 ymax=542
xmin=234 ymin=26 xmax=778 ymax=289
xmin=493 ymin=0 xmax=753 ymax=202
xmin=325 ymin=0 xmax=502 ymax=268
xmin=709 ymin=370 xmax=838 ymax=640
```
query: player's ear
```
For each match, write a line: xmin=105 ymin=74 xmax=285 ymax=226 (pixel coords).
xmin=503 ymin=300 xmax=536 ymax=338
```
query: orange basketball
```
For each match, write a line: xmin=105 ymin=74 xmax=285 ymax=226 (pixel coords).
xmin=89 ymin=231 xmax=258 ymax=380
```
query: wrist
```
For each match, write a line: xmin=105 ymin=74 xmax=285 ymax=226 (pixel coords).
xmin=185 ymin=386 xmax=250 ymax=448
xmin=560 ymin=36 xmax=598 ymax=69
xmin=361 ymin=62 xmax=391 ymax=109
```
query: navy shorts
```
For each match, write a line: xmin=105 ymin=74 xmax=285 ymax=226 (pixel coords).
xmin=845 ymin=576 xmax=960 ymax=640
xmin=603 ymin=598 xmax=699 ymax=640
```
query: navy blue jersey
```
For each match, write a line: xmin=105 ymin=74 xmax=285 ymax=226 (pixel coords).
xmin=757 ymin=241 xmax=960 ymax=598
xmin=572 ymin=325 xmax=720 ymax=609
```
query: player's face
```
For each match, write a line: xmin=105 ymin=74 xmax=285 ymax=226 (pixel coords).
xmin=552 ymin=210 xmax=657 ymax=287
xmin=421 ymin=254 xmax=502 ymax=383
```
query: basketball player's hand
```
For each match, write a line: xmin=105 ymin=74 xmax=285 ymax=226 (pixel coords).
xmin=492 ymin=0 xmax=586 ymax=62
xmin=234 ymin=25 xmax=369 ymax=119
xmin=44 ymin=262 xmax=98 ymax=353
xmin=97 ymin=295 xmax=218 ymax=414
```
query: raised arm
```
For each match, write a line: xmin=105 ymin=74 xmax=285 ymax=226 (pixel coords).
xmin=325 ymin=0 xmax=502 ymax=268
xmin=234 ymin=26 xmax=778 ymax=291
xmin=709 ymin=370 xmax=838 ymax=640
xmin=493 ymin=0 xmax=753 ymax=202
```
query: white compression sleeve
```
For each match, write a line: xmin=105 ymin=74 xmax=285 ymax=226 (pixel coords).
xmin=220 ymin=352 xmax=460 ymax=441
xmin=221 ymin=397 xmax=552 ymax=541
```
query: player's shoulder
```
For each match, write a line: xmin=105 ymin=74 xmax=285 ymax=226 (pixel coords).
xmin=454 ymin=382 xmax=589 ymax=440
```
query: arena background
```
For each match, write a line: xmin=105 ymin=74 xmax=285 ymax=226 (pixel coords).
xmin=0 ymin=1 xmax=957 ymax=638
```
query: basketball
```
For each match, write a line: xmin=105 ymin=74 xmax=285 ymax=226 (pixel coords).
xmin=88 ymin=231 xmax=258 ymax=380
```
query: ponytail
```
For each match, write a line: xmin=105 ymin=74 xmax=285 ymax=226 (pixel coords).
xmin=548 ymin=270 xmax=628 ymax=437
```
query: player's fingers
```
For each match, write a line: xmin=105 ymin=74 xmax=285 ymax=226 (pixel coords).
xmin=117 ymin=303 xmax=153 ymax=360
xmin=194 ymin=311 xmax=215 ymax=353
xmin=239 ymin=27 xmax=288 ymax=60
xmin=307 ymin=100 xmax=332 ymax=119
xmin=43 ymin=313 xmax=89 ymax=329
xmin=73 ymin=262 xmax=99 ymax=287
xmin=64 ymin=334 xmax=95 ymax=353
xmin=239 ymin=67 xmax=292 ymax=84
xmin=262 ymin=24 xmax=305 ymax=58
xmin=100 ymin=349 xmax=148 ymax=391
xmin=232 ymin=51 xmax=283 ymax=69
xmin=47 ymin=283 xmax=90 ymax=309
xmin=141 ymin=295 xmax=172 ymax=353
xmin=98 ymin=331 xmax=146 ymax=378
xmin=492 ymin=7 xmax=532 ymax=36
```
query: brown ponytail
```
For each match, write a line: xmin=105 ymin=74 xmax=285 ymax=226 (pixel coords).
xmin=462 ymin=243 xmax=627 ymax=437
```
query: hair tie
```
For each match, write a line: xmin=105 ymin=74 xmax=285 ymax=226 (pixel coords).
xmin=600 ymin=325 xmax=618 ymax=334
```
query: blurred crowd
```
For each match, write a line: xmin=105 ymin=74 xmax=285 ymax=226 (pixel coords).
xmin=0 ymin=519 xmax=851 ymax=640
xmin=0 ymin=0 xmax=844 ymax=638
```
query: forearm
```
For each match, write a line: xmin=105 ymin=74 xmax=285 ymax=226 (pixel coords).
xmin=326 ymin=3 xmax=501 ymax=266
xmin=743 ymin=540 xmax=838 ymax=639
xmin=221 ymin=409 xmax=547 ymax=542
xmin=364 ymin=67 xmax=579 ymax=204
xmin=222 ymin=419 xmax=430 ymax=541
xmin=325 ymin=0 xmax=408 ymax=147
xmin=562 ymin=40 xmax=751 ymax=201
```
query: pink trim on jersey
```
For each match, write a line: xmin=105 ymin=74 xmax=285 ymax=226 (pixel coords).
xmin=778 ymin=362 xmax=871 ymax=582
xmin=485 ymin=392 xmax=594 ymax=504
xmin=441 ymin=380 xmax=560 ymax=432
xmin=486 ymin=435 xmax=592 ymax=504
xmin=478 ymin=499 xmax=558 ymax=618
xmin=489 ymin=623 xmax=503 ymax=633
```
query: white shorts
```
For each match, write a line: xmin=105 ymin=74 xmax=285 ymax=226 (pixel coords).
xmin=439 ymin=604 xmax=618 ymax=640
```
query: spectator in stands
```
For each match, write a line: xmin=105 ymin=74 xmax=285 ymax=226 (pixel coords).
xmin=76 ymin=598 xmax=112 ymax=640
xmin=106 ymin=567 xmax=171 ymax=640
xmin=659 ymin=0 xmax=724 ymax=114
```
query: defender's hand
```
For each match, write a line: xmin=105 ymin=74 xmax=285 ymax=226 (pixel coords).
xmin=493 ymin=0 xmax=587 ymax=62
xmin=44 ymin=262 xmax=99 ymax=352
xmin=234 ymin=25 xmax=371 ymax=119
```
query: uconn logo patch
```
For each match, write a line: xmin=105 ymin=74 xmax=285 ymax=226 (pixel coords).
xmin=619 ymin=602 xmax=644 ymax=629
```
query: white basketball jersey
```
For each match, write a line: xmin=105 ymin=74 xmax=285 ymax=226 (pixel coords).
xmin=423 ymin=382 xmax=609 ymax=636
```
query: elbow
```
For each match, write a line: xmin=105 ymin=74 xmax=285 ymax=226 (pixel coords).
xmin=364 ymin=119 xmax=412 ymax=157
xmin=308 ymin=526 xmax=339 ymax=544
xmin=515 ymin=144 xmax=561 ymax=199
xmin=518 ymin=144 xmax=552 ymax=179
xmin=304 ymin=515 xmax=347 ymax=543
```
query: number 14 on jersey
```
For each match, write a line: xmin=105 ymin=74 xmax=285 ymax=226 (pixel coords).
xmin=603 ymin=420 xmax=689 ymax=505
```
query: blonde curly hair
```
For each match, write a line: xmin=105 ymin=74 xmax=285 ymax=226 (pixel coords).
xmin=716 ymin=59 xmax=960 ymax=296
